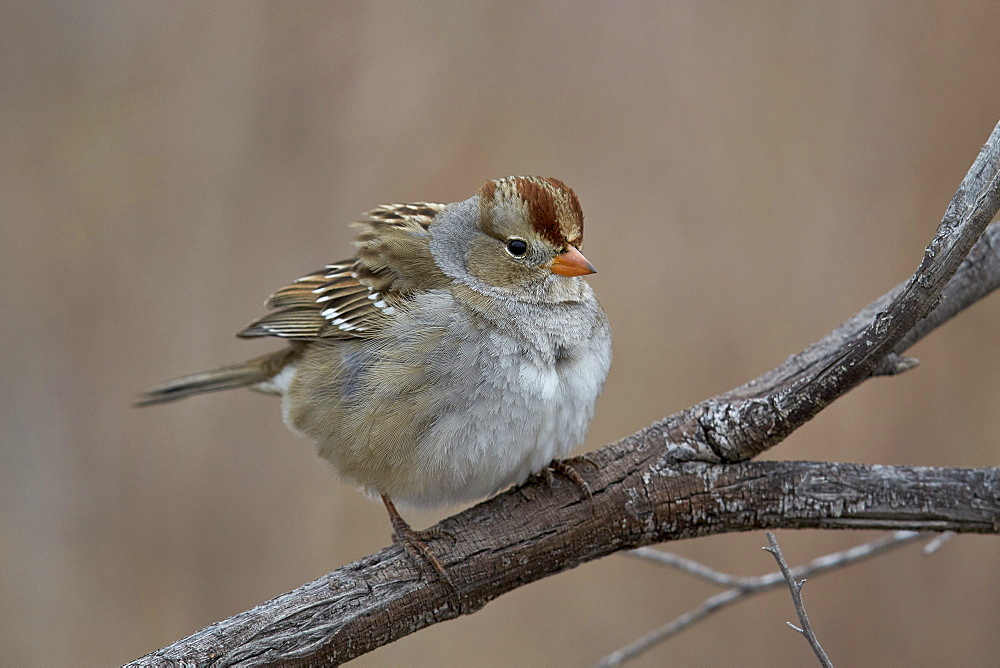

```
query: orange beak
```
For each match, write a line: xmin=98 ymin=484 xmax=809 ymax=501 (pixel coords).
xmin=549 ymin=245 xmax=597 ymax=277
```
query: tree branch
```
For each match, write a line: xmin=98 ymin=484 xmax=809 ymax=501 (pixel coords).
xmin=127 ymin=120 xmax=1000 ymax=666
xmin=129 ymin=462 xmax=1000 ymax=666
xmin=600 ymin=531 xmax=926 ymax=666
xmin=764 ymin=532 xmax=833 ymax=667
xmin=662 ymin=120 xmax=1000 ymax=463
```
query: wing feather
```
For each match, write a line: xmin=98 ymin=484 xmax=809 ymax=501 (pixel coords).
xmin=237 ymin=202 xmax=449 ymax=341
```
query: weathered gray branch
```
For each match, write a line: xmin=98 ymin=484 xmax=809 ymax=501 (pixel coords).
xmin=764 ymin=532 xmax=833 ymax=668
xmin=130 ymin=462 xmax=999 ymax=666
xmin=602 ymin=531 xmax=926 ymax=667
xmin=127 ymin=120 xmax=1000 ymax=666
xmin=660 ymin=121 xmax=1000 ymax=463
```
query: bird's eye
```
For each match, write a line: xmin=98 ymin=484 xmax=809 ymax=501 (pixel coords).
xmin=506 ymin=238 xmax=528 ymax=257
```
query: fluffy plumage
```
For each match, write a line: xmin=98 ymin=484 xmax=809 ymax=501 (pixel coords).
xmin=138 ymin=176 xmax=612 ymax=570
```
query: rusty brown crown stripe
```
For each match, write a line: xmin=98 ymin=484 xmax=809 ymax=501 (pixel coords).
xmin=479 ymin=176 xmax=584 ymax=248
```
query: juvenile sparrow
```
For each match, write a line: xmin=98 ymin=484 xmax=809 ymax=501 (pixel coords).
xmin=138 ymin=176 xmax=612 ymax=576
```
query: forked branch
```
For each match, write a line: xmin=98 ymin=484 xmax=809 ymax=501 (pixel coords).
xmin=128 ymin=120 xmax=1000 ymax=666
xmin=600 ymin=531 xmax=926 ymax=666
xmin=763 ymin=532 xmax=833 ymax=667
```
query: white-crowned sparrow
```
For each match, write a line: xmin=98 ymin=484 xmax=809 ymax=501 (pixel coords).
xmin=139 ymin=176 xmax=612 ymax=575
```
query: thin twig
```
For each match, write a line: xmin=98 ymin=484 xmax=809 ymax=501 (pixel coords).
xmin=922 ymin=531 xmax=955 ymax=555
xmin=596 ymin=586 xmax=747 ymax=668
xmin=764 ymin=532 xmax=833 ymax=667
xmin=600 ymin=531 xmax=926 ymax=666
xmin=625 ymin=548 xmax=748 ymax=586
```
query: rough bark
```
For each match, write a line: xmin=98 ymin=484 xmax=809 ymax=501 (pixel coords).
xmin=129 ymin=462 xmax=1000 ymax=666
xmin=127 ymin=119 xmax=1000 ymax=666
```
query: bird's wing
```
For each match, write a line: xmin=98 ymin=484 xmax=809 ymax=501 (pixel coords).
xmin=237 ymin=202 xmax=449 ymax=340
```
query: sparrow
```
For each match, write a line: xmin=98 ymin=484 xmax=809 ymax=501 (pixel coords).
xmin=138 ymin=176 xmax=612 ymax=577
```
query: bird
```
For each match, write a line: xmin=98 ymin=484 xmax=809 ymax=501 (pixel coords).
xmin=137 ymin=176 xmax=612 ymax=578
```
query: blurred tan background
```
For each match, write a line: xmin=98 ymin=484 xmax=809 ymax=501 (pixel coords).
xmin=3 ymin=2 xmax=999 ymax=666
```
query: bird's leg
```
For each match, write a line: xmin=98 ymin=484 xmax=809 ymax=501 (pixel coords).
xmin=381 ymin=494 xmax=452 ymax=585
xmin=543 ymin=455 xmax=598 ymax=500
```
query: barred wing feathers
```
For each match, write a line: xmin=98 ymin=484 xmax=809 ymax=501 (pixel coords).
xmin=238 ymin=202 xmax=448 ymax=340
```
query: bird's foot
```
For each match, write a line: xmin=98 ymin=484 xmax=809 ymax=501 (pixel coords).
xmin=381 ymin=495 xmax=454 ymax=588
xmin=543 ymin=455 xmax=598 ymax=500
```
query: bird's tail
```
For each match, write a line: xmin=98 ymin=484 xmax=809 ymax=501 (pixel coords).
xmin=135 ymin=348 xmax=298 ymax=407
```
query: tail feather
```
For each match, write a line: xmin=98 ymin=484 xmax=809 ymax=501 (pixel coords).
xmin=135 ymin=348 xmax=298 ymax=407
